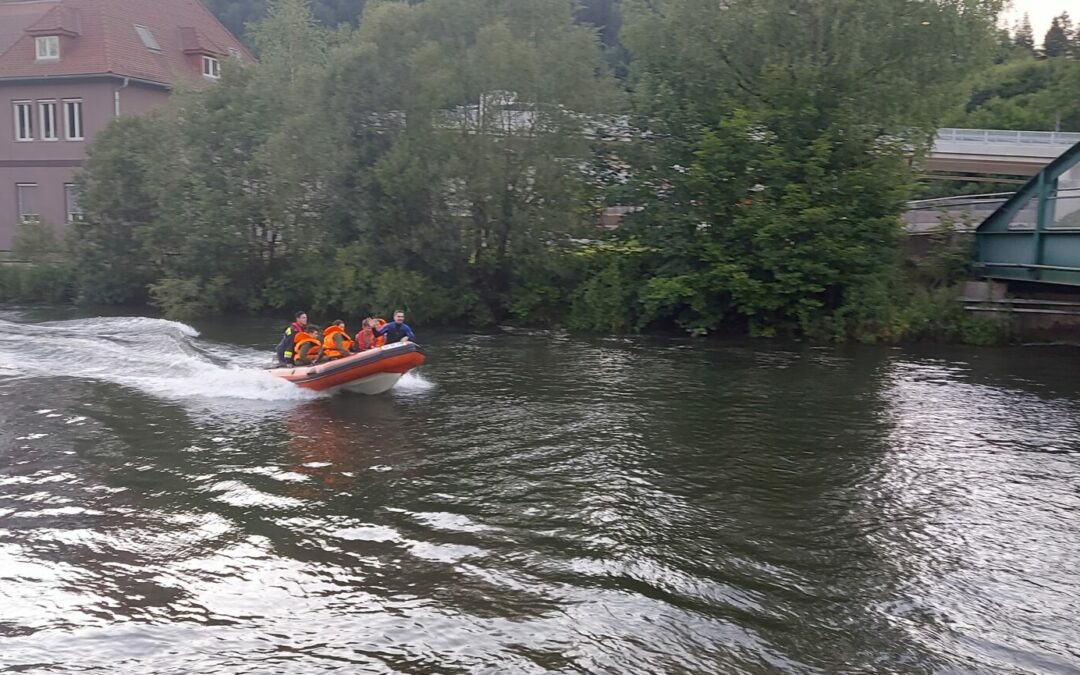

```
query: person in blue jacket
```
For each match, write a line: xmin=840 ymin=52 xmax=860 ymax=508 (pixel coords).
xmin=275 ymin=311 xmax=308 ymax=366
xmin=375 ymin=310 xmax=416 ymax=344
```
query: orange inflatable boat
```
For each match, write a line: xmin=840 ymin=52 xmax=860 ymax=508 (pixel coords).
xmin=267 ymin=341 xmax=425 ymax=394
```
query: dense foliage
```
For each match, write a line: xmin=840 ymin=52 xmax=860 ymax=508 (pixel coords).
xmin=572 ymin=0 xmax=1004 ymax=341
xmin=202 ymin=0 xmax=625 ymax=55
xmin=27 ymin=0 xmax=1019 ymax=343
xmin=73 ymin=0 xmax=615 ymax=325
xmin=947 ymin=12 xmax=1080 ymax=131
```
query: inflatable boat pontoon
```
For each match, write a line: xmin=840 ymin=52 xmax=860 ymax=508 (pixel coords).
xmin=268 ymin=341 xmax=425 ymax=394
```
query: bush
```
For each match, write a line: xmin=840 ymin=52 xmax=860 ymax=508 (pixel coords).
xmin=148 ymin=276 xmax=229 ymax=320
xmin=0 ymin=264 xmax=75 ymax=303
xmin=901 ymin=286 xmax=1011 ymax=345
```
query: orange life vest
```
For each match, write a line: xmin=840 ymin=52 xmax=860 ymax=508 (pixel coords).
xmin=321 ymin=324 xmax=354 ymax=358
xmin=293 ymin=333 xmax=321 ymax=364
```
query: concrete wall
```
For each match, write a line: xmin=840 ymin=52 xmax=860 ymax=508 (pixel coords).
xmin=0 ymin=78 xmax=169 ymax=250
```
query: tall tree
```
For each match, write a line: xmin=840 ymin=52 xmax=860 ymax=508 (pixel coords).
xmin=1014 ymin=13 xmax=1035 ymax=53
xmin=586 ymin=0 xmax=1006 ymax=338
xmin=316 ymin=0 xmax=618 ymax=319
xmin=72 ymin=115 xmax=174 ymax=304
xmin=1044 ymin=14 xmax=1071 ymax=57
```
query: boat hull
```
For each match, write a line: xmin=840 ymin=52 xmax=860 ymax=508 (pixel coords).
xmin=267 ymin=342 xmax=425 ymax=394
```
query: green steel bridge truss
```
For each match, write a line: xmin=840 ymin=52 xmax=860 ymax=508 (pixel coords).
xmin=975 ymin=141 xmax=1080 ymax=286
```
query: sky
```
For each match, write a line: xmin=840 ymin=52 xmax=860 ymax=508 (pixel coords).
xmin=1004 ymin=1 xmax=1074 ymax=42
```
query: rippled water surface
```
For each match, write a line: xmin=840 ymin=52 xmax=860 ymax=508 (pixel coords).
xmin=1 ymin=307 xmax=1079 ymax=673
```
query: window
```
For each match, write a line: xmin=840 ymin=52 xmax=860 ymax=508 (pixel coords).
xmin=14 ymin=101 xmax=33 ymax=140
xmin=16 ymin=184 xmax=39 ymax=224
xmin=134 ymin=25 xmax=160 ymax=51
xmin=39 ymin=101 xmax=58 ymax=140
xmin=63 ymin=99 xmax=83 ymax=140
xmin=202 ymin=56 xmax=220 ymax=79
xmin=35 ymin=36 xmax=59 ymax=60
xmin=65 ymin=184 xmax=83 ymax=222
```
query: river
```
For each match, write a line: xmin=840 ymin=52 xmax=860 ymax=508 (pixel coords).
xmin=1 ymin=306 xmax=1078 ymax=674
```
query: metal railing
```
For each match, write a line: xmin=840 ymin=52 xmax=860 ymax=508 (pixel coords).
xmin=936 ymin=128 xmax=1080 ymax=147
xmin=905 ymin=192 xmax=1015 ymax=233
xmin=907 ymin=188 xmax=1080 ymax=234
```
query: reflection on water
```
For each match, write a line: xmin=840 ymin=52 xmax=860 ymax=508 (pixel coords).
xmin=0 ymin=310 xmax=1078 ymax=673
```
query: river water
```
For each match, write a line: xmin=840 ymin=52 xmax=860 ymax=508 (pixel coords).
xmin=0 ymin=306 xmax=1078 ymax=674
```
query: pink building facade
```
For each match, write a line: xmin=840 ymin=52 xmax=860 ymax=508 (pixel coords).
xmin=0 ymin=0 xmax=251 ymax=251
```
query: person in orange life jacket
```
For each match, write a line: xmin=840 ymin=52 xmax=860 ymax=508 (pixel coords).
xmin=375 ymin=310 xmax=415 ymax=344
xmin=276 ymin=311 xmax=308 ymax=366
xmin=321 ymin=320 xmax=354 ymax=360
xmin=293 ymin=326 xmax=323 ymax=366
xmin=354 ymin=317 xmax=385 ymax=351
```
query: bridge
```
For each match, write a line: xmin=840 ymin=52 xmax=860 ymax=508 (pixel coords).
xmin=973 ymin=140 xmax=1080 ymax=287
xmin=907 ymin=128 xmax=1080 ymax=235
xmin=927 ymin=128 xmax=1080 ymax=178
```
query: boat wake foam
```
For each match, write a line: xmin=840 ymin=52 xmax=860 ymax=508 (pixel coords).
xmin=395 ymin=371 xmax=434 ymax=392
xmin=0 ymin=316 xmax=317 ymax=402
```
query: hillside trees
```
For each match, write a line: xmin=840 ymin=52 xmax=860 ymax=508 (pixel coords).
xmin=947 ymin=10 xmax=1080 ymax=132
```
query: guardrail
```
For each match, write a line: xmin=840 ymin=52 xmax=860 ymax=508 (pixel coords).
xmin=936 ymin=128 xmax=1080 ymax=147
xmin=907 ymin=192 xmax=1017 ymax=210
xmin=905 ymin=192 xmax=1016 ymax=233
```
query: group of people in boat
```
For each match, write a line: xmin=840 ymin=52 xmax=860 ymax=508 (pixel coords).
xmin=275 ymin=309 xmax=417 ymax=367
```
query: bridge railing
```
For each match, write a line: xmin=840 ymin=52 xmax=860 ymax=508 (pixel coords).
xmin=936 ymin=128 xmax=1080 ymax=147
xmin=905 ymin=192 xmax=1016 ymax=233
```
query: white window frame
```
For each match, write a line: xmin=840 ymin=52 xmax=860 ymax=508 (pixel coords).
xmin=65 ymin=184 xmax=83 ymax=223
xmin=63 ymin=99 xmax=83 ymax=140
xmin=35 ymin=36 xmax=60 ymax=60
xmin=39 ymin=100 xmax=58 ymax=140
xmin=14 ymin=100 xmax=33 ymax=141
xmin=16 ymin=183 xmax=40 ymax=224
xmin=202 ymin=55 xmax=220 ymax=79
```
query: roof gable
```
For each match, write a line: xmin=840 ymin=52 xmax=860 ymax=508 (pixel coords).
xmin=25 ymin=4 xmax=81 ymax=36
xmin=0 ymin=0 xmax=252 ymax=87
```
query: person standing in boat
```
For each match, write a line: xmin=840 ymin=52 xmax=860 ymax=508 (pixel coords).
xmin=375 ymin=310 xmax=416 ymax=344
xmin=275 ymin=311 xmax=308 ymax=366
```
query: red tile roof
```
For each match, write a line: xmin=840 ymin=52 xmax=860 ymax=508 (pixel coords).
xmin=0 ymin=2 xmax=48 ymax=56
xmin=25 ymin=5 xmax=81 ymax=36
xmin=0 ymin=0 xmax=252 ymax=87
xmin=178 ymin=25 xmax=223 ymax=55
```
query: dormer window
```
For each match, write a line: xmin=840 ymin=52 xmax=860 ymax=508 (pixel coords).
xmin=202 ymin=55 xmax=220 ymax=79
xmin=35 ymin=35 xmax=59 ymax=60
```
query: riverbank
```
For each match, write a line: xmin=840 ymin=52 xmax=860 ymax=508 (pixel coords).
xmin=0 ymin=259 xmax=1023 ymax=346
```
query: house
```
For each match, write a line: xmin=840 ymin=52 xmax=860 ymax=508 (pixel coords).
xmin=0 ymin=0 xmax=251 ymax=251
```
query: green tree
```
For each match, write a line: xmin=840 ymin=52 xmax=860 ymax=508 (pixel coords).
xmin=71 ymin=114 xmax=172 ymax=304
xmin=947 ymin=57 xmax=1080 ymax=131
xmin=1044 ymin=14 xmax=1072 ymax=58
xmin=319 ymin=0 xmax=617 ymax=321
xmin=1014 ymin=13 xmax=1035 ymax=53
xmin=583 ymin=0 xmax=1004 ymax=339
